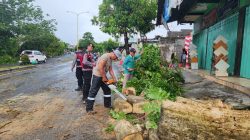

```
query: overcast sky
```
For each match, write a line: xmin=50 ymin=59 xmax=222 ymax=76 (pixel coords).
xmin=34 ymin=0 xmax=192 ymax=45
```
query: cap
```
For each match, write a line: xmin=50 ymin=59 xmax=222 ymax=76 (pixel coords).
xmin=113 ymin=49 xmax=122 ymax=60
xmin=129 ymin=48 xmax=136 ymax=53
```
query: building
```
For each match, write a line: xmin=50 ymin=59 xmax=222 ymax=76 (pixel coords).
xmin=159 ymin=29 xmax=192 ymax=63
xmin=157 ymin=0 xmax=250 ymax=79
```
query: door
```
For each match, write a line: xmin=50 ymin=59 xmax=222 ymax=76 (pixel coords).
xmin=240 ymin=6 xmax=250 ymax=78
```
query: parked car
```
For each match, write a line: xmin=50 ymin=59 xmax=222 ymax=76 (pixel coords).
xmin=19 ymin=50 xmax=47 ymax=64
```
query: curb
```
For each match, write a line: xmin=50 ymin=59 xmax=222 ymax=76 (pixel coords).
xmin=184 ymin=69 xmax=250 ymax=95
xmin=0 ymin=65 xmax=36 ymax=80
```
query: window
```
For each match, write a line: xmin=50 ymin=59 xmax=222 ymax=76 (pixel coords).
xmin=23 ymin=51 xmax=32 ymax=55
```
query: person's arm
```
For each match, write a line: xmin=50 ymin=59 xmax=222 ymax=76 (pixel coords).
xmin=98 ymin=60 xmax=108 ymax=82
xmin=134 ymin=54 xmax=141 ymax=61
xmin=71 ymin=54 xmax=77 ymax=72
xmin=109 ymin=65 xmax=117 ymax=83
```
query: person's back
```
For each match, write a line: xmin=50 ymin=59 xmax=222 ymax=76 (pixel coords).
xmin=93 ymin=53 xmax=112 ymax=77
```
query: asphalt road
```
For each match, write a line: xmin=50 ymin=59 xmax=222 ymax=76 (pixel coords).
xmin=0 ymin=54 xmax=77 ymax=102
xmin=0 ymin=54 xmax=116 ymax=140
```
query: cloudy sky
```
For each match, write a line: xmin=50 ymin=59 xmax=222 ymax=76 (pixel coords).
xmin=34 ymin=0 xmax=192 ymax=45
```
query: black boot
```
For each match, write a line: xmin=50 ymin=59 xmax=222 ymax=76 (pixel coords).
xmin=75 ymin=86 xmax=82 ymax=91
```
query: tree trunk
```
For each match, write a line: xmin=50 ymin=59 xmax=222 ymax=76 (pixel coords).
xmin=114 ymin=120 xmax=143 ymax=140
xmin=124 ymin=32 xmax=129 ymax=55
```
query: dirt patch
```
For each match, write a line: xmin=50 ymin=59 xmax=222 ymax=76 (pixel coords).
xmin=0 ymin=90 xmax=115 ymax=140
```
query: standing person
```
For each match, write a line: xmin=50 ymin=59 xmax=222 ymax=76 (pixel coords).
xmin=71 ymin=46 xmax=84 ymax=91
xmin=86 ymin=49 xmax=122 ymax=114
xmin=82 ymin=43 xmax=96 ymax=103
xmin=122 ymin=48 xmax=141 ymax=89
xmin=181 ymin=48 xmax=187 ymax=68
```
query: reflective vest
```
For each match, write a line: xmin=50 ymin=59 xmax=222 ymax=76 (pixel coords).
xmin=82 ymin=52 xmax=94 ymax=70
xmin=76 ymin=51 xmax=84 ymax=68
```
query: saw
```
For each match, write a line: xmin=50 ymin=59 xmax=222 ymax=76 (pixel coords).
xmin=106 ymin=80 xmax=127 ymax=100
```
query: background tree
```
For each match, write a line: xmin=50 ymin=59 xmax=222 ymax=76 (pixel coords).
xmin=0 ymin=0 xmax=65 ymax=64
xmin=95 ymin=39 xmax=119 ymax=53
xmin=79 ymin=32 xmax=95 ymax=49
xmin=92 ymin=0 xmax=157 ymax=54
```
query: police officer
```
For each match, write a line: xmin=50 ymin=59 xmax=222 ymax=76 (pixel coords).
xmin=82 ymin=43 xmax=96 ymax=103
xmin=71 ymin=46 xmax=84 ymax=91
xmin=86 ymin=49 xmax=122 ymax=114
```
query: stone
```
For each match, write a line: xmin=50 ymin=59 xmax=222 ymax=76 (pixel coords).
xmin=113 ymin=98 xmax=132 ymax=114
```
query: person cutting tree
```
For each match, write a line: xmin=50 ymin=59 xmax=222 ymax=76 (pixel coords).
xmin=86 ymin=49 xmax=122 ymax=114
xmin=122 ymin=48 xmax=142 ymax=89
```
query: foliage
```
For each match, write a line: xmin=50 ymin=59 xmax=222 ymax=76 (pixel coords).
xmin=95 ymin=39 xmax=119 ymax=53
xmin=109 ymin=110 xmax=139 ymax=124
xmin=125 ymin=44 xmax=184 ymax=129
xmin=127 ymin=44 xmax=184 ymax=98
xmin=110 ymin=110 xmax=127 ymax=120
xmin=20 ymin=55 xmax=30 ymax=65
xmin=0 ymin=55 xmax=18 ymax=65
xmin=92 ymin=0 xmax=157 ymax=53
xmin=0 ymin=0 xmax=65 ymax=63
xmin=79 ymin=32 xmax=95 ymax=49
xmin=105 ymin=123 xmax=115 ymax=133
xmin=144 ymin=86 xmax=169 ymax=101
xmin=143 ymin=102 xmax=161 ymax=129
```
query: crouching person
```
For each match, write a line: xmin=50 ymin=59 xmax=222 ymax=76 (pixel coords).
xmin=86 ymin=49 xmax=122 ymax=114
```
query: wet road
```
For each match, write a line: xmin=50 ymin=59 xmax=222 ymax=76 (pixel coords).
xmin=0 ymin=54 xmax=122 ymax=103
xmin=0 ymin=55 xmax=77 ymax=102
xmin=0 ymin=55 xmax=116 ymax=140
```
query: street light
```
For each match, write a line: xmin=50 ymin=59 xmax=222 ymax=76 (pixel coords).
xmin=67 ymin=11 xmax=89 ymax=50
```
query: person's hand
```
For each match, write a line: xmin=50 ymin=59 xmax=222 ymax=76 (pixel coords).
xmin=71 ymin=67 xmax=74 ymax=72
xmin=102 ymin=77 xmax=108 ymax=83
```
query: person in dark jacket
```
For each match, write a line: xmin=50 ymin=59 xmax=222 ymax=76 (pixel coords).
xmin=71 ymin=46 xmax=84 ymax=91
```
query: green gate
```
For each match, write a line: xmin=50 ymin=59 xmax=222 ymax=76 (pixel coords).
xmin=206 ymin=13 xmax=239 ymax=75
xmin=193 ymin=29 xmax=208 ymax=69
xmin=240 ymin=6 xmax=250 ymax=79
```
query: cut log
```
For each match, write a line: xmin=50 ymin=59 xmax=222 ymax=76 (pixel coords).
xmin=158 ymin=97 xmax=250 ymax=140
xmin=126 ymin=95 xmax=145 ymax=104
xmin=149 ymin=129 xmax=159 ymax=140
xmin=114 ymin=120 xmax=143 ymax=140
xmin=122 ymin=87 xmax=136 ymax=95
xmin=113 ymin=98 xmax=133 ymax=114
xmin=133 ymin=101 xmax=148 ymax=114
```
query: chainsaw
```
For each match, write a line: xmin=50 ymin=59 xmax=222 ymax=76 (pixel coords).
xmin=106 ymin=79 xmax=127 ymax=101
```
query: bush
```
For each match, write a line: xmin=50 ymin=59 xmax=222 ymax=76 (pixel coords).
xmin=0 ymin=55 xmax=18 ymax=64
xmin=126 ymin=44 xmax=184 ymax=98
xmin=20 ymin=55 xmax=30 ymax=65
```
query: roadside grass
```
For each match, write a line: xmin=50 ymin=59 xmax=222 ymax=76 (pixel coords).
xmin=0 ymin=65 xmax=33 ymax=72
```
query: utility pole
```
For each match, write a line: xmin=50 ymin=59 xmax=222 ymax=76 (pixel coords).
xmin=67 ymin=11 xmax=89 ymax=50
